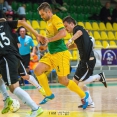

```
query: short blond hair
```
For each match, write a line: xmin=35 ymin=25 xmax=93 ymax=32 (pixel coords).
xmin=37 ymin=2 xmax=52 ymax=12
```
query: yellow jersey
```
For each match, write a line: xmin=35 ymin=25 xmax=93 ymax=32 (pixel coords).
xmin=46 ymin=14 xmax=67 ymax=54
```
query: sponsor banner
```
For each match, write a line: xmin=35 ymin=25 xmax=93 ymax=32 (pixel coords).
xmin=94 ymin=49 xmax=102 ymax=67
xmin=101 ymin=49 xmax=117 ymax=65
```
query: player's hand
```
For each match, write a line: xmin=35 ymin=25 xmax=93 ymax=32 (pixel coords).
xmin=66 ymin=41 xmax=71 ymax=48
xmin=66 ymin=39 xmax=72 ymax=48
xmin=37 ymin=35 xmax=46 ymax=44
xmin=44 ymin=37 xmax=50 ymax=45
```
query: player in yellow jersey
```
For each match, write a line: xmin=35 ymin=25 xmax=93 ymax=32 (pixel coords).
xmin=34 ymin=2 xmax=89 ymax=109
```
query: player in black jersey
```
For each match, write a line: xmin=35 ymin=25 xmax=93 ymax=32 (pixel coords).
xmin=0 ymin=18 xmax=45 ymax=117
xmin=63 ymin=16 xmax=107 ymax=108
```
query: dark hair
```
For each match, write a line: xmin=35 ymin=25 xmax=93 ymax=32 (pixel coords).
xmin=63 ymin=16 xmax=76 ymax=25
xmin=17 ymin=26 xmax=27 ymax=36
xmin=19 ymin=15 xmax=26 ymax=20
xmin=37 ymin=2 xmax=52 ymax=12
xmin=7 ymin=15 xmax=13 ymax=18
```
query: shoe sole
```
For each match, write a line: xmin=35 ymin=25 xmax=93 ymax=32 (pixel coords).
xmin=39 ymin=98 xmax=54 ymax=105
xmin=36 ymin=108 xmax=44 ymax=116
xmin=39 ymin=95 xmax=55 ymax=105
xmin=101 ymin=72 xmax=107 ymax=88
xmin=2 ymin=100 xmax=13 ymax=114
xmin=78 ymin=104 xmax=95 ymax=108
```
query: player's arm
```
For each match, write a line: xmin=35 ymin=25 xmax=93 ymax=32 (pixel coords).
xmin=66 ymin=30 xmax=82 ymax=47
xmin=48 ymin=28 xmax=66 ymax=42
xmin=32 ymin=46 xmax=36 ymax=55
xmin=17 ymin=43 xmax=21 ymax=48
xmin=17 ymin=20 xmax=46 ymax=44
xmin=69 ymin=30 xmax=82 ymax=42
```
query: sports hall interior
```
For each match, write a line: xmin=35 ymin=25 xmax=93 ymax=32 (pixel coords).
xmin=0 ymin=0 xmax=117 ymax=117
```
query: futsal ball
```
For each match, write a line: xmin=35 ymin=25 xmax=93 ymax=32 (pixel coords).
xmin=10 ymin=99 xmax=20 ymax=113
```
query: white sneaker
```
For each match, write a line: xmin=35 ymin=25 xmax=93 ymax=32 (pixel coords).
xmin=78 ymin=102 xmax=95 ymax=108
xmin=88 ymin=102 xmax=95 ymax=108
xmin=26 ymin=107 xmax=43 ymax=117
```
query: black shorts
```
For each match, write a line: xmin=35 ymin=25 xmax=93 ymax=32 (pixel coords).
xmin=74 ymin=57 xmax=96 ymax=81
xmin=0 ymin=54 xmax=20 ymax=86
xmin=21 ymin=54 xmax=30 ymax=68
xmin=18 ymin=61 xmax=27 ymax=76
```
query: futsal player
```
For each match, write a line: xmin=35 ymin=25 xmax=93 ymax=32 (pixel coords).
xmin=63 ymin=16 xmax=107 ymax=108
xmin=34 ymin=2 xmax=89 ymax=109
xmin=0 ymin=18 xmax=45 ymax=117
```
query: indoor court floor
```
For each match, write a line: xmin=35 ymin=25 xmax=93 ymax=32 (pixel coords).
xmin=0 ymin=81 xmax=117 ymax=117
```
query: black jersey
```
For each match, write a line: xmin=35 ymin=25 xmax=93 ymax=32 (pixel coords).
xmin=0 ymin=20 xmax=21 ymax=59
xmin=12 ymin=32 xmax=19 ymax=51
xmin=73 ymin=25 xmax=94 ymax=61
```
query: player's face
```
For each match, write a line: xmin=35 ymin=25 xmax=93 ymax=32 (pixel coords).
xmin=19 ymin=28 xmax=26 ymax=37
xmin=63 ymin=21 xmax=73 ymax=33
xmin=39 ymin=9 xmax=50 ymax=21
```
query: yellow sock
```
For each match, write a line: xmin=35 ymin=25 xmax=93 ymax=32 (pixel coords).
xmin=36 ymin=73 xmax=52 ymax=96
xmin=67 ymin=80 xmax=85 ymax=98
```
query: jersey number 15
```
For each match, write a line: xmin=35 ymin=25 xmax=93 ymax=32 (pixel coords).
xmin=0 ymin=32 xmax=10 ymax=48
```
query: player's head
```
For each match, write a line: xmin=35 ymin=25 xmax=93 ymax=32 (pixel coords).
xmin=7 ymin=15 xmax=13 ymax=21
xmin=37 ymin=2 xmax=52 ymax=21
xmin=63 ymin=16 xmax=76 ymax=33
xmin=19 ymin=27 xmax=26 ymax=38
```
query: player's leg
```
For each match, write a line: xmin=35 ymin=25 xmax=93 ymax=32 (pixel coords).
xmin=55 ymin=50 xmax=89 ymax=109
xmin=82 ymin=58 xmax=107 ymax=87
xmin=0 ymin=78 xmax=13 ymax=114
xmin=73 ymin=60 xmax=96 ymax=108
xmin=83 ymin=73 xmax=107 ymax=87
xmin=34 ymin=62 xmax=55 ymax=104
xmin=18 ymin=61 xmax=46 ymax=96
xmin=78 ymin=83 xmax=95 ymax=108
xmin=1 ymin=55 xmax=43 ymax=116
xmin=9 ymin=82 xmax=43 ymax=116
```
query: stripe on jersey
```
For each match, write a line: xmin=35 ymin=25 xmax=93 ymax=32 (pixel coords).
xmin=20 ymin=61 xmax=27 ymax=75
xmin=80 ymin=63 xmax=89 ymax=81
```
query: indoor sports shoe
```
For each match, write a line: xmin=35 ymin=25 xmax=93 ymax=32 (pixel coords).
xmin=26 ymin=107 xmax=43 ymax=117
xmin=39 ymin=87 xmax=46 ymax=97
xmin=1 ymin=96 xmax=13 ymax=114
xmin=99 ymin=72 xmax=107 ymax=88
xmin=81 ymin=92 xmax=89 ymax=109
xmin=78 ymin=102 xmax=95 ymax=108
xmin=39 ymin=94 xmax=55 ymax=105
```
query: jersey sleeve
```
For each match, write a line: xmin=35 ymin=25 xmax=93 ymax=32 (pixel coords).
xmin=73 ymin=26 xmax=81 ymax=34
xmin=7 ymin=20 xmax=18 ymax=29
xmin=53 ymin=17 xmax=64 ymax=31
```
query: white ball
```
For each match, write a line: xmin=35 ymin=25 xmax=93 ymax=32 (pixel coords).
xmin=10 ymin=99 xmax=20 ymax=113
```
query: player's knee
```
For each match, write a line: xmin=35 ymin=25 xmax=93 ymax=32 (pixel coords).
xmin=34 ymin=68 xmax=42 ymax=76
xmin=9 ymin=87 xmax=15 ymax=93
xmin=21 ymin=75 xmax=29 ymax=80
xmin=58 ymin=76 xmax=69 ymax=86
xmin=8 ymin=82 xmax=19 ymax=93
